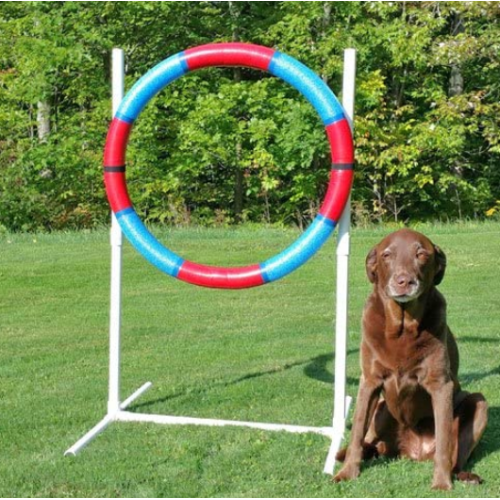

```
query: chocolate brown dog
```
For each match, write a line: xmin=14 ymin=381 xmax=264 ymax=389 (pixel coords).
xmin=334 ymin=229 xmax=487 ymax=490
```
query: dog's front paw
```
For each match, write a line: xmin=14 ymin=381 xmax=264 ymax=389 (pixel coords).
xmin=432 ymin=472 xmax=452 ymax=491
xmin=333 ymin=463 xmax=360 ymax=483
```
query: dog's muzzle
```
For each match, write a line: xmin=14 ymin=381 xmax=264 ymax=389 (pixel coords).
xmin=387 ymin=274 xmax=422 ymax=303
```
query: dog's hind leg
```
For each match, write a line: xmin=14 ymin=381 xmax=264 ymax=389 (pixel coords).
xmin=336 ymin=400 xmax=400 ymax=463
xmin=366 ymin=399 xmax=400 ymax=458
xmin=453 ymin=392 xmax=488 ymax=484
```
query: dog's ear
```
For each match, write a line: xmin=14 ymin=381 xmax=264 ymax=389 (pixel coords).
xmin=366 ymin=246 xmax=378 ymax=283
xmin=433 ymin=245 xmax=447 ymax=285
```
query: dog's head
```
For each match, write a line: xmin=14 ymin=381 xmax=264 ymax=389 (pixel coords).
xmin=365 ymin=229 xmax=447 ymax=304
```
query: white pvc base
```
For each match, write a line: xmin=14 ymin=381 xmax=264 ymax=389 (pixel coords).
xmin=65 ymin=382 xmax=351 ymax=475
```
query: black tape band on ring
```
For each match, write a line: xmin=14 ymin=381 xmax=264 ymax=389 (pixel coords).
xmin=331 ymin=163 xmax=354 ymax=170
xmin=104 ymin=165 xmax=126 ymax=173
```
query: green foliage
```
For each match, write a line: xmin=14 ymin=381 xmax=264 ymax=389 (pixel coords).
xmin=1 ymin=1 xmax=500 ymax=231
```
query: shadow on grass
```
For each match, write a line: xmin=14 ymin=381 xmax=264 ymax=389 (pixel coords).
xmin=460 ymin=365 xmax=500 ymax=386
xmin=458 ymin=335 xmax=500 ymax=344
xmin=129 ymin=335 xmax=497 ymax=411
xmin=129 ymin=349 xmax=359 ymax=411
xmin=469 ymin=405 xmax=500 ymax=466
xmin=303 ymin=350 xmax=359 ymax=385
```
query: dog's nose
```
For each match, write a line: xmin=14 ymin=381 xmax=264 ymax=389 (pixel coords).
xmin=395 ymin=273 xmax=417 ymax=287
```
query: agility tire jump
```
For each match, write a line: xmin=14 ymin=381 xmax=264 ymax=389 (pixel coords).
xmin=104 ymin=43 xmax=354 ymax=289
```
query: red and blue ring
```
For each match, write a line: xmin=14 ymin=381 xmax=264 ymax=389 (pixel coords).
xmin=104 ymin=43 xmax=354 ymax=289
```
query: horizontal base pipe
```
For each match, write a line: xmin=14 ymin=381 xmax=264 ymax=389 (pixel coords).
xmin=65 ymin=381 xmax=153 ymax=456
xmin=65 ymin=381 xmax=347 ymax=475
xmin=116 ymin=410 xmax=335 ymax=438
xmin=64 ymin=415 xmax=113 ymax=457
xmin=120 ymin=381 xmax=153 ymax=410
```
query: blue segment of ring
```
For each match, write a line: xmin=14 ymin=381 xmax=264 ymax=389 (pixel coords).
xmin=260 ymin=215 xmax=336 ymax=283
xmin=116 ymin=208 xmax=184 ymax=276
xmin=116 ymin=53 xmax=188 ymax=123
xmin=268 ymin=52 xmax=345 ymax=126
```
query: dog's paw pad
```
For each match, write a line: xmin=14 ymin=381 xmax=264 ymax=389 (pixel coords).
xmin=456 ymin=471 xmax=483 ymax=484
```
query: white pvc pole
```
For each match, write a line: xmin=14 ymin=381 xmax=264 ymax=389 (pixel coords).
xmin=108 ymin=48 xmax=125 ymax=416
xmin=333 ymin=48 xmax=356 ymax=424
xmin=324 ymin=48 xmax=356 ymax=475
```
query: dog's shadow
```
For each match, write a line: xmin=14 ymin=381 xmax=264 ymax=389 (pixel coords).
xmin=128 ymin=349 xmax=359 ymax=412
xmin=303 ymin=350 xmax=359 ymax=385
xmin=456 ymin=336 xmax=500 ymax=466
xmin=470 ymin=405 xmax=500 ymax=465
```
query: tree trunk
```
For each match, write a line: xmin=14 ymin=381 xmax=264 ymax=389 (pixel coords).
xmin=234 ymin=140 xmax=244 ymax=222
xmin=37 ymin=100 xmax=50 ymax=143
xmin=320 ymin=2 xmax=332 ymax=84
xmin=449 ymin=10 xmax=465 ymax=98
xmin=449 ymin=66 xmax=464 ymax=97
xmin=34 ymin=16 xmax=51 ymax=143
xmin=449 ymin=11 xmax=465 ymax=219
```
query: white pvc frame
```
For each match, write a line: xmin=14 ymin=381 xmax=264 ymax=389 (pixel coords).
xmin=65 ymin=48 xmax=356 ymax=476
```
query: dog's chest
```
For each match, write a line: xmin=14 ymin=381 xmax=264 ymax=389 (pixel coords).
xmin=383 ymin=369 xmax=433 ymax=426
xmin=372 ymin=332 xmax=431 ymax=375
xmin=371 ymin=335 xmax=435 ymax=425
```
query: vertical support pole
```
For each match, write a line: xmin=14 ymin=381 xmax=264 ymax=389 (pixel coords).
xmin=334 ymin=48 xmax=356 ymax=422
xmin=108 ymin=48 xmax=125 ymax=416
xmin=64 ymin=49 xmax=127 ymax=456
xmin=324 ymin=48 xmax=356 ymax=475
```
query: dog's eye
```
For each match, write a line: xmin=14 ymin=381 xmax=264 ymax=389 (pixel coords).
xmin=382 ymin=250 xmax=391 ymax=259
xmin=417 ymin=250 xmax=429 ymax=260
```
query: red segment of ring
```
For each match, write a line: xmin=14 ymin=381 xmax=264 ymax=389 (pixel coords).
xmin=103 ymin=118 xmax=133 ymax=213
xmin=325 ymin=118 xmax=354 ymax=164
xmin=103 ymin=118 xmax=133 ymax=166
xmin=104 ymin=171 xmax=132 ymax=213
xmin=319 ymin=169 xmax=354 ymax=222
xmin=183 ymin=43 xmax=275 ymax=71
xmin=178 ymin=261 xmax=264 ymax=288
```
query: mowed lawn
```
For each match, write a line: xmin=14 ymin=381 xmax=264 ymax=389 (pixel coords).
xmin=1 ymin=222 xmax=500 ymax=498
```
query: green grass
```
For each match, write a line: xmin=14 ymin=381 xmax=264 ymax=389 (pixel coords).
xmin=1 ymin=222 xmax=500 ymax=497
